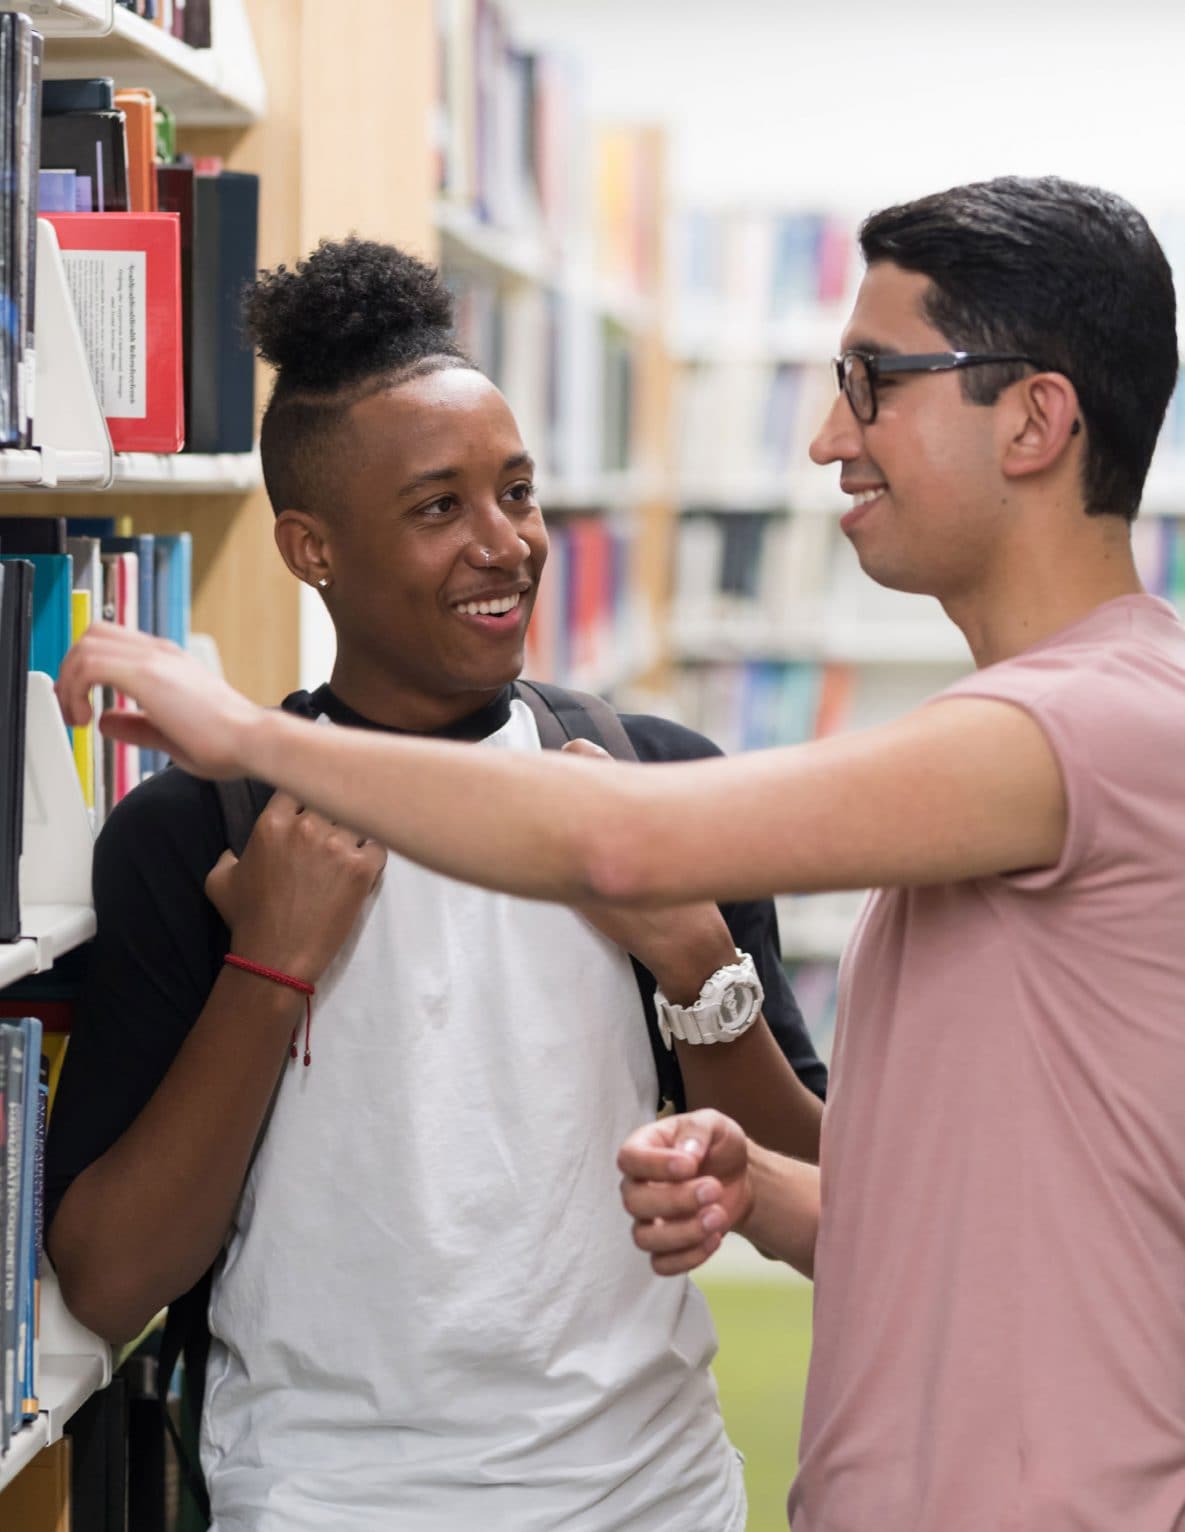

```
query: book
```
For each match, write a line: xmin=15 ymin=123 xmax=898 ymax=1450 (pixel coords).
xmin=70 ymin=587 xmax=95 ymax=812
xmin=0 ymin=559 xmax=31 ymax=945
xmin=44 ymin=211 xmax=184 ymax=453
xmin=189 ymin=170 xmax=259 ymax=452
xmin=67 ymin=535 xmax=104 ymax=821
xmin=42 ymin=77 xmax=115 ymax=115
xmin=155 ymin=163 xmax=195 ymax=447
xmin=0 ymin=12 xmax=38 ymax=449
xmin=0 ymin=550 xmax=72 ymax=679
xmin=15 ymin=1015 xmax=42 ymax=1422
xmin=39 ymin=168 xmax=77 ymax=212
xmin=102 ymin=533 xmax=159 ymax=773
xmin=15 ymin=14 xmax=40 ymax=447
xmin=0 ymin=1029 xmax=8 ymax=1455
xmin=0 ymin=1020 xmax=25 ymax=1444
xmin=39 ymin=109 xmax=130 ymax=213
xmin=0 ymin=514 xmax=67 ymax=553
xmin=153 ymin=530 xmax=191 ymax=650
xmin=114 ymin=87 xmax=158 ymax=214
xmin=99 ymin=550 xmax=140 ymax=807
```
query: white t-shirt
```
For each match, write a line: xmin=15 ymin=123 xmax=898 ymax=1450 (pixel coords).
xmin=200 ymin=699 xmax=745 ymax=1531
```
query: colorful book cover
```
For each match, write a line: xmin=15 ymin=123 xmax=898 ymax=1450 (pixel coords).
xmin=43 ymin=212 xmax=184 ymax=452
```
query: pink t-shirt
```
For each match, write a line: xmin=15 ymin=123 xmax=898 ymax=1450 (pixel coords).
xmin=790 ymin=595 xmax=1185 ymax=1532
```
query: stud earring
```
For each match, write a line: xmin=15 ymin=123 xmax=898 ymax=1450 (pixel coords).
xmin=316 ymin=577 xmax=331 ymax=589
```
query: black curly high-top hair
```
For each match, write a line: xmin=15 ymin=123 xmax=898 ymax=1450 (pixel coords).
xmin=243 ymin=238 xmax=477 ymax=516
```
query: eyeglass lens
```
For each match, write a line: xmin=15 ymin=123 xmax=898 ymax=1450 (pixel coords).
xmin=841 ymin=353 xmax=874 ymax=422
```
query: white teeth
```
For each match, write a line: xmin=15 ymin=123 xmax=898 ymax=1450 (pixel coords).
xmin=852 ymin=488 xmax=885 ymax=507
xmin=455 ymin=592 xmax=521 ymax=617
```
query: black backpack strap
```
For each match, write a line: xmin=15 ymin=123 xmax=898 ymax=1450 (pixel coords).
xmin=214 ymin=776 xmax=267 ymax=858
xmin=512 ymin=679 xmax=638 ymax=761
xmin=513 ymin=679 xmax=683 ymax=1115
xmin=156 ymin=776 xmax=273 ymax=1528
xmin=158 ymin=1269 xmax=213 ymax=1525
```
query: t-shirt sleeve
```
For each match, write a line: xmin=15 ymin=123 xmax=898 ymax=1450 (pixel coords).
xmin=44 ymin=768 xmax=229 ymax=1234
xmin=620 ymin=714 xmax=828 ymax=1099
xmin=932 ymin=647 xmax=1174 ymax=893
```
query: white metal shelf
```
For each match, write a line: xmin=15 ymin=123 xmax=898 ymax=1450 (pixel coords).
xmin=777 ymin=893 xmax=864 ymax=961
xmin=0 ymin=904 xmax=96 ymax=988
xmin=672 ymin=618 xmax=971 ymax=667
xmin=112 ymin=449 xmax=262 ymax=493
xmin=678 ymin=473 xmax=843 ymax=514
xmin=435 ymin=202 xmax=656 ymax=334
xmin=37 ymin=0 xmax=265 ymax=126
xmin=11 ymin=0 xmax=112 ymax=35
xmin=542 ymin=469 xmax=667 ymax=511
xmin=0 ymin=1269 xmax=113 ymax=1495
xmin=670 ymin=310 xmax=844 ymax=367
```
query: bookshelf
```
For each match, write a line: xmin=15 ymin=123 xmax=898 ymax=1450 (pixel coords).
xmin=2 ymin=0 xmax=432 ymax=1507
xmin=0 ymin=672 xmax=103 ymax=1496
xmin=27 ymin=0 xmax=266 ymax=126
xmin=430 ymin=12 xmax=676 ymax=698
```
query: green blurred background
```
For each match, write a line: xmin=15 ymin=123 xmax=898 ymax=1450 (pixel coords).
xmin=697 ymin=1257 xmax=813 ymax=1532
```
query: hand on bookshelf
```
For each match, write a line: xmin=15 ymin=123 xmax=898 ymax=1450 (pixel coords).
xmin=56 ymin=621 xmax=263 ymax=780
xmin=617 ymin=1108 xmax=754 ymax=1276
xmin=560 ymin=738 xmax=737 ymax=997
xmin=206 ymin=791 xmax=387 ymax=987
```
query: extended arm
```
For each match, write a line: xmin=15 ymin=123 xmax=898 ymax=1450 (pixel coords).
xmin=57 ymin=624 xmax=1067 ymax=906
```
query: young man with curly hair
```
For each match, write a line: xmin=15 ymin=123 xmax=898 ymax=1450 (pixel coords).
xmin=60 ymin=176 xmax=1185 ymax=1530
xmin=45 ymin=240 xmax=826 ymax=1532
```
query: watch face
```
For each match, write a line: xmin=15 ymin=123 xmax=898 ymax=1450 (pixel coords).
xmin=715 ymin=976 xmax=762 ymax=1034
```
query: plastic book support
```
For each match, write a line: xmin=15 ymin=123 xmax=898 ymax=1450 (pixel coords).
xmin=19 ymin=670 xmax=94 ymax=921
xmin=28 ymin=218 xmax=114 ymax=488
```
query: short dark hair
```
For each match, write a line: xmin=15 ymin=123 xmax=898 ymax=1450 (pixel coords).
xmin=243 ymin=238 xmax=477 ymax=516
xmin=859 ymin=176 xmax=1178 ymax=520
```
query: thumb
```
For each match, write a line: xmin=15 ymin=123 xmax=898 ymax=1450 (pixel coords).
xmin=561 ymin=737 xmax=612 ymax=762
xmin=204 ymin=848 xmax=239 ymax=903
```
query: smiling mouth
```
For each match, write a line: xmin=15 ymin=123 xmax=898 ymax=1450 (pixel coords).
xmin=451 ymin=591 xmax=523 ymax=618
xmin=849 ymin=486 xmax=886 ymax=508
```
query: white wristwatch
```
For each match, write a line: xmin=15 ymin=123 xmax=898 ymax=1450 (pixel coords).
xmin=654 ymin=950 xmax=764 ymax=1049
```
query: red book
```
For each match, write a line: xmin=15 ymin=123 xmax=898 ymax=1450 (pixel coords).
xmin=42 ymin=212 xmax=185 ymax=452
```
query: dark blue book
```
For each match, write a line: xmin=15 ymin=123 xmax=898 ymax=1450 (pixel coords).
xmin=0 ymin=559 xmax=31 ymax=944
xmin=41 ymin=76 xmax=115 ymax=114
xmin=189 ymin=170 xmax=259 ymax=452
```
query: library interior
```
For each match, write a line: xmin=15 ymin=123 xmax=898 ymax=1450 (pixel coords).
xmin=1 ymin=1 xmax=1183 ymax=1530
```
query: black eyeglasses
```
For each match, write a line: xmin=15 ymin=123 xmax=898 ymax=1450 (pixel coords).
xmin=833 ymin=349 xmax=1041 ymax=424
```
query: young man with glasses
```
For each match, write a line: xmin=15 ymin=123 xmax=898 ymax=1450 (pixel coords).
xmin=59 ymin=175 xmax=1185 ymax=1529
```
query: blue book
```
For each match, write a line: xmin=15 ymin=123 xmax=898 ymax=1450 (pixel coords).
xmin=153 ymin=532 xmax=192 ymax=650
xmin=14 ymin=1015 xmax=40 ymax=1422
xmin=37 ymin=169 xmax=77 ymax=213
xmin=0 ymin=552 xmax=72 ymax=680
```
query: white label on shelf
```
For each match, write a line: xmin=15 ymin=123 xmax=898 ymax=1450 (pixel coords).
xmin=58 ymin=250 xmax=147 ymax=419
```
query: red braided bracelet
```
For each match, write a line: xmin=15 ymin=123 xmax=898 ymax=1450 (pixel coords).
xmin=224 ymin=953 xmax=315 ymax=1066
